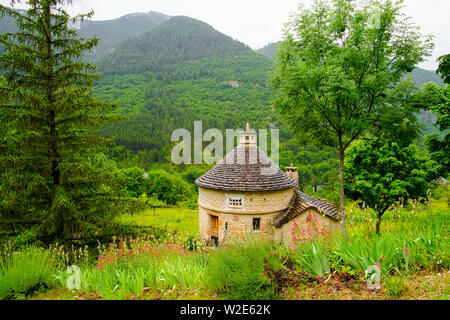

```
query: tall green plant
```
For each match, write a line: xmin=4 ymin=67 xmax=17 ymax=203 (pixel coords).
xmin=294 ymin=242 xmax=331 ymax=277
xmin=0 ymin=247 xmax=56 ymax=299
xmin=271 ymin=0 xmax=433 ymax=234
xmin=207 ymin=237 xmax=283 ymax=300
xmin=0 ymin=1 xmax=132 ymax=238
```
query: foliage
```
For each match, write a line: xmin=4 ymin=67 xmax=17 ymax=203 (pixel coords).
xmin=384 ymin=276 xmax=405 ymax=298
xmin=437 ymin=54 xmax=450 ymax=84
xmin=257 ymin=42 xmax=282 ymax=59
xmin=345 ymin=139 xmax=440 ymax=234
xmin=294 ymin=242 xmax=331 ymax=277
xmin=415 ymin=82 xmax=450 ymax=176
xmin=0 ymin=246 xmax=56 ymax=299
xmin=54 ymin=235 xmax=207 ymax=299
xmin=118 ymin=167 xmax=193 ymax=205
xmin=0 ymin=1 xmax=137 ymax=238
xmin=271 ymin=0 xmax=433 ymax=232
xmin=98 ymin=16 xmax=248 ymax=76
xmin=332 ymin=234 xmax=405 ymax=274
xmin=207 ymin=237 xmax=283 ymax=300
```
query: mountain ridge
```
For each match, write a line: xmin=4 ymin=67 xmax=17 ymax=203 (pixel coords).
xmin=97 ymin=16 xmax=249 ymax=76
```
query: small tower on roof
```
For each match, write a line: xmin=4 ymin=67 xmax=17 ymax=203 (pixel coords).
xmin=239 ymin=122 xmax=257 ymax=146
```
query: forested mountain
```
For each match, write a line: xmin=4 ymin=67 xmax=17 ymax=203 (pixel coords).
xmin=257 ymin=42 xmax=281 ymax=59
xmin=78 ymin=12 xmax=171 ymax=62
xmin=0 ymin=7 xmax=170 ymax=61
xmin=97 ymin=16 xmax=249 ymax=76
xmin=95 ymin=50 xmax=276 ymax=160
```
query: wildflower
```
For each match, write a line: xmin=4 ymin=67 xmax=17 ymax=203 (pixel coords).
xmin=374 ymin=262 xmax=381 ymax=268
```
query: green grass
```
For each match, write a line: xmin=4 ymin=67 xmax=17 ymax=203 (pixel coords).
xmin=0 ymin=247 xmax=57 ymax=299
xmin=118 ymin=207 xmax=199 ymax=236
xmin=2 ymin=192 xmax=448 ymax=301
xmin=207 ymin=236 xmax=285 ymax=300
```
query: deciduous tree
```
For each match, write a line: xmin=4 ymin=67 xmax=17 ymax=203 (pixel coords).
xmin=271 ymin=0 xmax=433 ymax=234
xmin=345 ymin=139 xmax=439 ymax=235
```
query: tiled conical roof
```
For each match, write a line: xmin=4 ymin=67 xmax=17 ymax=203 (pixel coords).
xmin=195 ymin=144 xmax=297 ymax=192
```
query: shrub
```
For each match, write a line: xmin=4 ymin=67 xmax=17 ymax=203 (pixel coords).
xmin=207 ymin=237 xmax=283 ymax=300
xmin=294 ymin=241 xmax=330 ymax=277
xmin=290 ymin=214 xmax=332 ymax=277
xmin=0 ymin=247 xmax=56 ymax=299
xmin=333 ymin=234 xmax=405 ymax=274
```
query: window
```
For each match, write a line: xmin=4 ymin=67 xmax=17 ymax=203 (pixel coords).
xmin=253 ymin=218 xmax=261 ymax=231
xmin=229 ymin=198 xmax=243 ymax=208
xmin=226 ymin=194 xmax=244 ymax=209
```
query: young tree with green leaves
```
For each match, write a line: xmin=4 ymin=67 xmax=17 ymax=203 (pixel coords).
xmin=271 ymin=0 xmax=433 ymax=234
xmin=0 ymin=0 xmax=132 ymax=238
xmin=345 ymin=139 xmax=439 ymax=235
xmin=413 ymin=54 xmax=450 ymax=177
xmin=437 ymin=54 xmax=450 ymax=84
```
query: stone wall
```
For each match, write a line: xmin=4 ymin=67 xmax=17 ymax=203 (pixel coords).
xmin=198 ymin=187 xmax=341 ymax=245
xmin=199 ymin=206 xmax=282 ymax=244
xmin=198 ymin=187 xmax=295 ymax=214
xmin=273 ymin=208 xmax=342 ymax=243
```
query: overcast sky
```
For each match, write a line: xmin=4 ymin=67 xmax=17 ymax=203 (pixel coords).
xmin=1 ymin=0 xmax=448 ymax=70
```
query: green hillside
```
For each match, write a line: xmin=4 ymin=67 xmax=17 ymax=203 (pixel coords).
xmin=257 ymin=42 xmax=281 ymax=59
xmin=78 ymin=12 xmax=171 ymax=62
xmin=0 ymin=7 xmax=170 ymax=61
xmin=97 ymin=16 xmax=249 ymax=76
xmin=95 ymin=50 xmax=276 ymax=158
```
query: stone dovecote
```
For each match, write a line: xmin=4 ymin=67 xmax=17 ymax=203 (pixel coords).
xmin=195 ymin=124 xmax=340 ymax=245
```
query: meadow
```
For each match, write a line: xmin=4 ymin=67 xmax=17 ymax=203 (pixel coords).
xmin=117 ymin=207 xmax=199 ymax=236
xmin=0 ymin=193 xmax=448 ymax=301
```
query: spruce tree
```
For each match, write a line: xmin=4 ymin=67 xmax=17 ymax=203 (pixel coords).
xmin=0 ymin=0 xmax=130 ymax=238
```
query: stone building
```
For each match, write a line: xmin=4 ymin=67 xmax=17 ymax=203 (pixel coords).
xmin=195 ymin=124 xmax=341 ymax=245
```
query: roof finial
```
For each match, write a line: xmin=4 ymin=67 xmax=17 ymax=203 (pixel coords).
xmin=246 ymin=122 xmax=250 ymax=131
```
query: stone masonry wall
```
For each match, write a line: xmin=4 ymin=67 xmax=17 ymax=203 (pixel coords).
xmin=273 ymin=208 xmax=342 ymax=243
xmin=198 ymin=187 xmax=295 ymax=214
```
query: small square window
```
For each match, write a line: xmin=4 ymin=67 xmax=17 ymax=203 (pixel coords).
xmin=253 ymin=218 xmax=260 ymax=231
xmin=229 ymin=198 xmax=242 ymax=207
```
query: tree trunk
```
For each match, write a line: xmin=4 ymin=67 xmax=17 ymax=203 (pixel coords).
xmin=338 ymin=145 xmax=347 ymax=237
xmin=44 ymin=4 xmax=62 ymax=237
xmin=376 ymin=212 xmax=382 ymax=236
xmin=376 ymin=209 xmax=387 ymax=236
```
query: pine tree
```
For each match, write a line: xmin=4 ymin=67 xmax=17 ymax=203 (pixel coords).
xmin=0 ymin=0 xmax=132 ymax=238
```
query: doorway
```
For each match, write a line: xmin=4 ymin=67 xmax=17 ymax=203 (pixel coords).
xmin=211 ymin=215 xmax=219 ymax=246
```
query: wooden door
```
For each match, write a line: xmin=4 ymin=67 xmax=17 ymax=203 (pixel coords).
xmin=211 ymin=215 xmax=219 ymax=238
